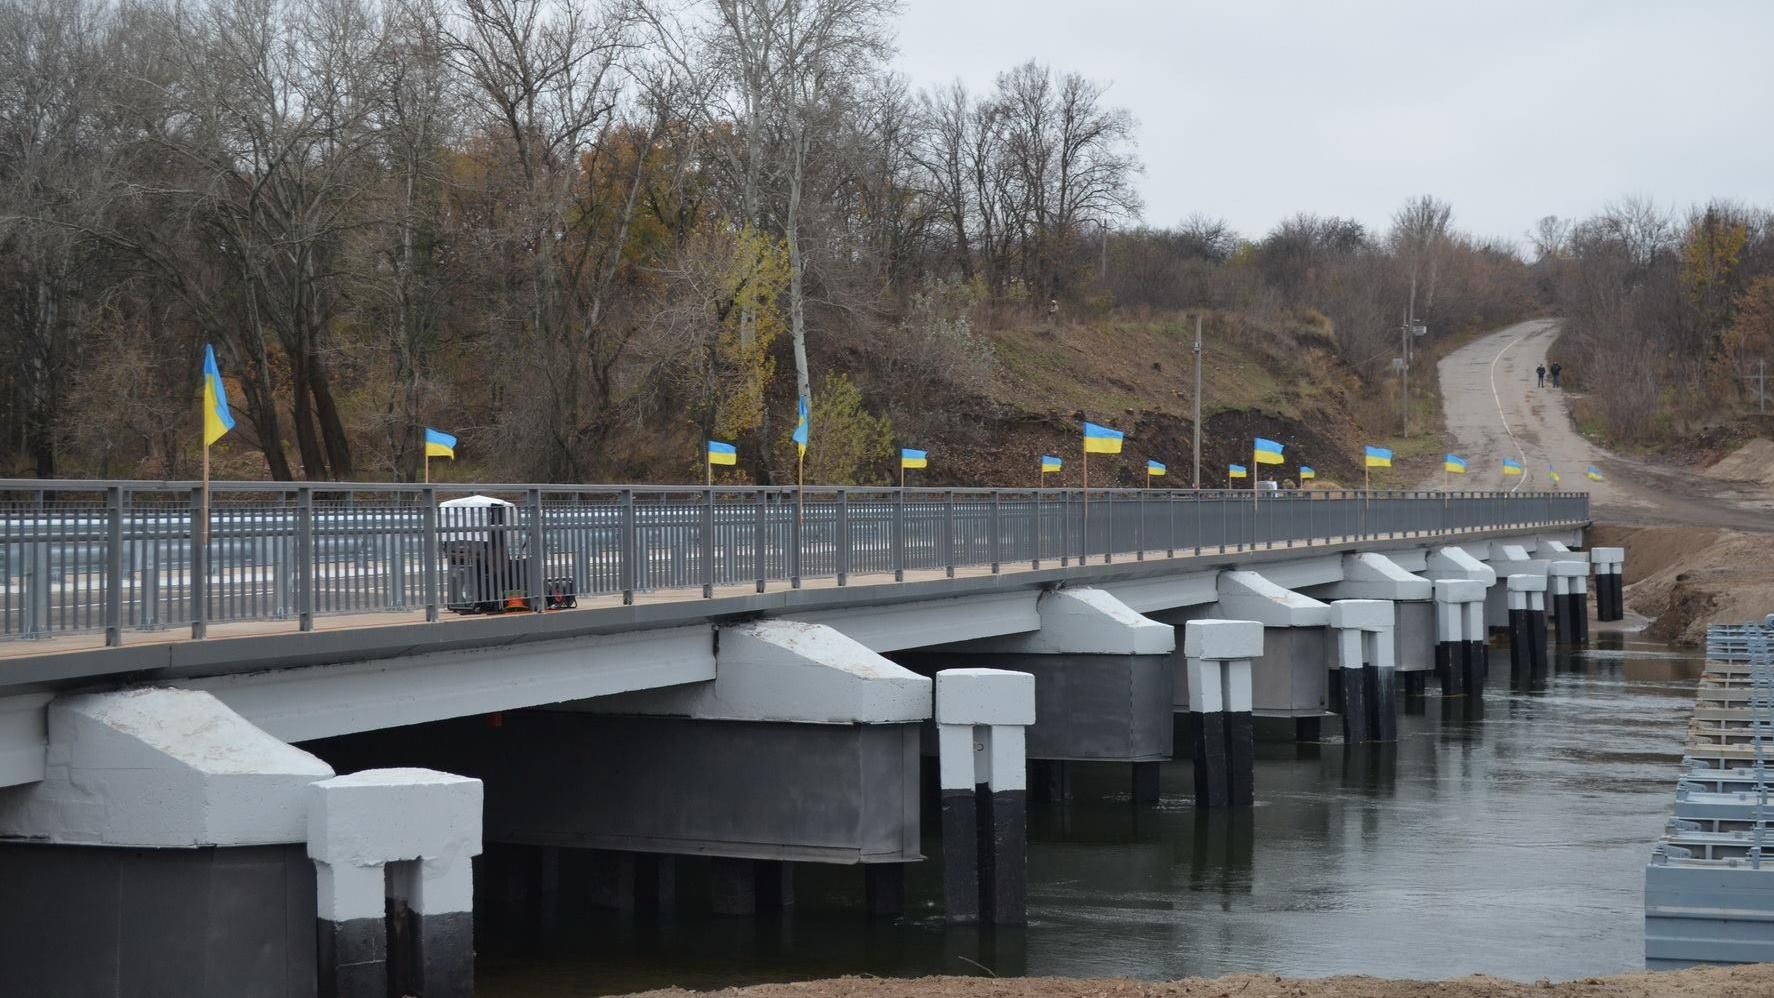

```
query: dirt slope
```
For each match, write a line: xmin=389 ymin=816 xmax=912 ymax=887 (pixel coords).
xmin=621 ymin=965 xmax=1774 ymax=998
xmin=1705 ymin=438 xmax=1774 ymax=486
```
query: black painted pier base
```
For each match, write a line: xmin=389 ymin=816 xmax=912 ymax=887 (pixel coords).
xmin=1463 ymin=638 xmax=1488 ymax=691
xmin=941 ymin=785 xmax=1027 ymax=925
xmin=1366 ymin=665 xmax=1398 ymax=743
xmin=1225 ymin=711 xmax=1254 ymax=805
xmin=1596 ymin=571 xmax=1624 ymax=621
xmin=1527 ymin=606 xmax=1549 ymax=678
xmin=1191 ymin=711 xmax=1229 ymax=807
xmin=1436 ymin=641 xmax=1465 ymax=696
xmin=1132 ymin=760 xmax=1162 ymax=806
xmin=1404 ymin=672 xmax=1428 ymax=697
xmin=386 ymin=905 xmax=474 ymax=998
xmin=1340 ymin=667 xmax=1370 ymax=744
xmin=1574 ymin=586 xmax=1591 ymax=645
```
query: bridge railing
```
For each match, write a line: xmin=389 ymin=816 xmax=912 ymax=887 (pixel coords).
xmin=0 ymin=480 xmax=1588 ymax=646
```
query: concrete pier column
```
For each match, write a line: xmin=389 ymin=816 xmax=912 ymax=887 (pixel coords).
xmin=935 ymin=668 xmax=1034 ymax=926
xmin=307 ymin=769 xmax=483 ymax=998
xmin=1184 ymin=620 xmax=1262 ymax=807
xmin=1463 ymin=594 xmax=1489 ymax=691
xmin=1316 ymin=553 xmax=1432 ymax=716
xmin=1213 ymin=571 xmax=1332 ymax=740
xmin=1432 ymin=580 xmax=1483 ymax=697
xmin=1506 ymin=573 xmax=1549 ymax=681
xmin=1591 ymin=547 xmax=1625 ymax=621
xmin=1571 ymin=570 xmax=1591 ymax=645
xmin=1548 ymin=560 xmax=1584 ymax=646
xmin=1329 ymin=600 xmax=1396 ymax=743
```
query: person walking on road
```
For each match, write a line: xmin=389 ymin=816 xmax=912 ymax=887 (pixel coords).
xmin=1536 ymin=364 xmax=1546 ymax=388
xmin=1550 ymin=362 xmax=1562 ymax=388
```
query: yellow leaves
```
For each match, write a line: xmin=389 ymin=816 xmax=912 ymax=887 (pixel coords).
xmin=713 ymin=226 xmax=791 ymax=440
xmin=792 ymin=373 xmax=894 ymax=486
xmin=1680 ymin=208 xmax=1749 ymax=332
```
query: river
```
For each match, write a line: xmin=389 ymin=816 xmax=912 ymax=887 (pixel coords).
xmin=478 ymin=633 xmax=1701 ymax=995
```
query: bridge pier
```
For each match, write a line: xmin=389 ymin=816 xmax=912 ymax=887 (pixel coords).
xmin=1591 ymin=546 xmax=1626 ymax=621
xmin=1312 ymin=553 xmax=1429 ymax=713
xmin=1183 ymin=620 xmax=1261 ymax=807
xmin=1211 ymin=570 xmax=1333 ymax=741
xmin=935 ymin=668 xmax=1034 ymax=926
xmin=922 ymin=588 xmax=1174 ymax=806
xmin=1483 ymin=543 xmax=1545 ymax=632
xmin=1548 ymin=559 xmax=1589 ymax=648
xmin=1328 ymin=600 xmax=1397 ymax=743
xmin=0 ymin=689 xmax=482 ymax=998
xmin=1506 ymin=573 xmax=1550 ymax=683
xmin=1432 ymin=579 xmax=1487 ymax=696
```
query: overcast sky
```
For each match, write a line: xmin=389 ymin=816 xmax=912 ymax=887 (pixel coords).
xmin=893 ymin=0 xmax=1774 ymax=247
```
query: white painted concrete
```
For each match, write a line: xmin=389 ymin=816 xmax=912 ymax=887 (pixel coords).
xmin=1329 ymin=599 xmax=1394 ymax=631
xmin=1183 ymin=619 xmax=1264 ymax=661
xmin=1427 ymin=547 xmax=1497 ymax=586
xmin=1379 ymin=547 xmax=1429 ymax=571
xmin=937 ymin=724 xmax=974 ymax=790
xmin=0 ymin=693 xmax=51 ymax=788
xmin=1326 ymin=553 xmax=1431 ymax=601
xmin=792 ymin=591 xmax=1040 ymax=652
xmin=308 ymin=768 xmax=483 ymax=917
xmin=579 ymin=620 xmax=931 ymax=725
xmin=1549 ymin=559 xmax=1587 ymax=579
xmin=185 ymin=625 xmax=717 ymax=743
xmin=1507 ymin=573 xmax=1547 ymax=593
xmin=1591 ymin=546 xmax=1625 ymax=571
xmin=1103 ymin=570 xmax=1219 ymax=614
xmin=1185 ymin=660 xmax=1224 ymax=713
xmin=1433 ymin=579 xmax=1487 ymax=604
xmin=0 ymin=689 xmax=333 ymax=847
xmin=955 ymin=588 xmax=1174 ymax=656
xmin=934 ymin=669 xmax=1036 ymax=727
xmin=1217 ymin=571 xmax=1331 ymax=627
xmin=1254 ymin=555 xmax=1345 ymax=591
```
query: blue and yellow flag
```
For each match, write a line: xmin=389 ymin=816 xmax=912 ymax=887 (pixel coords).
xmin=1444 ymin=454 xmax=1467 ymax=474
xmin=1586 ymin=466 xmax=1604 ymax=481
xmin=1502 ymin=458 xmax=1523 ymax=476
xmin=1146 ymin=459 xmax=1166 ymax=477
xmin=792 ymin=396 xmax=810 ymax=457
xmin=1228 ymin=463 xmax=1248 ymax=479
xmin=1082 ymin=421 xmax=1124 ymax=454
xmin=201 ymin=344 xmax=236 ymax=447
xmin=1548 ymin=466 xmax=1562 ymax=485
xmin=1253 ymin=437 xmax=1284 ymax=464
xmin=1299 ymin=466 xmax=1315 ymax=480
xmin=424 ymin=428 xmax=457 ymax=459
xmin=708 ymin=440 xmax=737 ymax=465
xmin=900 ymin=448 xmax=927 ymax=469
xmin=1364 ymin=445 xmax=1392 ymax=468
xmin=1041 ymin=455 xmax=1063 ymax=473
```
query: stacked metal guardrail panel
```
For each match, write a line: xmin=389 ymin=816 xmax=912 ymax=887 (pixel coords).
xmin=0 ymin=479 xmax=1590 ymax=646
xmin=1645 ymin=621 xmax=1774 ymax=969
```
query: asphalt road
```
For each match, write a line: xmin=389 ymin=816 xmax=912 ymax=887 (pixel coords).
xmin=1435 ymin=318 xmax=1774 ymax=531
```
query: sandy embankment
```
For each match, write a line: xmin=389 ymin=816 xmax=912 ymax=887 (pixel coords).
xmin=1588 ymin=522 xmax=1774 ymax=645
xmin=622 ymin=965 xmax=1774 ymax=998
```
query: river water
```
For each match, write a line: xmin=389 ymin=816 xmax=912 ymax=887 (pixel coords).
xmin=479 ymin=634 xmax=1701 ymax=995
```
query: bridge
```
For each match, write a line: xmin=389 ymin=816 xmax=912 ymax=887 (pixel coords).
xmin=0 ymin=479 xmax=1610 ymax=998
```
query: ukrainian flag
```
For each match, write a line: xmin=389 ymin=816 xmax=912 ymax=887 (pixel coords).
xmin=202 ymin=344 xmax=236 ymax=446
xmin=1253 ymin=437 xmax=1284 ymax=464
xmin=1586 ymin=466 xmax=1604 ymax=481
xmin=792 ymin=395 xmax=810 ymax=457
xmin=901 ymin=448 xmax=927 ymax=469
xmin=1299 ymin=466 xmax=1316 ymax=480
xmin=1363 ymin=446 xmax=1392 ymax=468
xmin=1502 ymin=459 xmax=1523 ymax=476
xmin=1228 ymin=463 xmax=1248 ymax=479
xmin=708 ymin=440 xmax=737 ymax=465
xmin=1146 ymin=460 xmax=1166 ymax=476
xmin=1548 ymin=466 xmax=1562 ymax=485
xmin=1041 ymin=455 xmax=1063 ymax=473
xmin=1082 ymin=421 xmax=1124 ymax=454
xmin=1444 ymin=454 xmax=1467 ymax=474
xmin=423 ymin=428 xmax=457 ymax=459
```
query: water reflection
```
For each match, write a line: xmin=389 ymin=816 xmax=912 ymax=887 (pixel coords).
xmin=478 ymin=635 xmax=1704 ymax=995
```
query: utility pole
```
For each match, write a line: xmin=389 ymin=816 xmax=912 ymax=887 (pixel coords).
xmin=1193 ymin=313 xmax=1203 ymax=489
xmin=1742 ymin=361 xmax=1767 ymax=415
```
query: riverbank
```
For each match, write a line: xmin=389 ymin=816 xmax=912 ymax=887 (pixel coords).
xmin=623 ymin=964 xmax=1774 ymax=998
xmin=1589 ymin=523 xmax=1774 ymax=645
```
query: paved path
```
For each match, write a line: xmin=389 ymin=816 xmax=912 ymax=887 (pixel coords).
xmin=1436 ymin=319 xmax=1774 ymax=530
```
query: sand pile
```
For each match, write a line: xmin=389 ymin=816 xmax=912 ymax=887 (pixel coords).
xmin=1704 ymin=438 xmax=1774 ymax=485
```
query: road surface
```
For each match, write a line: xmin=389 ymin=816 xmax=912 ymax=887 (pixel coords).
xmin=1435 ymin=319 xmax=1774 ymax=530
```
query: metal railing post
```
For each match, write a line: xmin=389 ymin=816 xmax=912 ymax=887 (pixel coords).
xmin=620 ymin=488 xmax=636 ymax=605
xmin=836 ymin=489 xmax=850 ymax=586
xmin=1134 ymin=491 xmax=1144 ymax=561
xmin=790 ymin=489 xmax=803 ymax=590
xmin=1060 ymin=490 xmax=1070 ymax=568
xmin=527 ymin=489 xmax=546 ymax=613
xmin=943 ymin=490 xmax=955 ymax=579
xmin=296 ymin=486 xmax=314 ymax=632
xmin=1166 ymin=492 xmax=1175 ymax=558
xmin=754 ymin=490 xmax=768 ymax=593
xmin=892 ymin=489 xmax=905 ymax=582
xmin=104 ymin=485 xmax=123 ymax=647
xmin=1104 ymin=492 xmax=1114 ymax=565
xmin=989 ymin=490 xmax=1001 ymax=574
xmin=422 ymin=487 xmax=439 ymax=622
xmin=703 ymin=487 xmax=717 ymax=598
xmin=1031 ymin=492 xmax=1042 ymax=571
xmin=191 ymin=486 xmax=208 ymax=639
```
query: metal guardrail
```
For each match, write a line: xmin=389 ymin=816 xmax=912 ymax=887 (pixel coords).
xmin=0 ymin=479 xmax=1589 ymax=647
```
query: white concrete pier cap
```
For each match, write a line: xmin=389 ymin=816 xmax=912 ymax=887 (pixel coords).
xmin=1217 ymin=571 xmax=1331 ymax=627
xmin=1506 ymin=573 xmax=1548 ymax=593
xmin=1433 ymin=579 xmax=1486 ymax=604
xmin=1328 ymin=599 xmax=1393 ymax=632
xmin=1183 ymin=620 xmax=1264 ymax=661
xmin=934 ymin=669 xmax=1035 ymax=728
